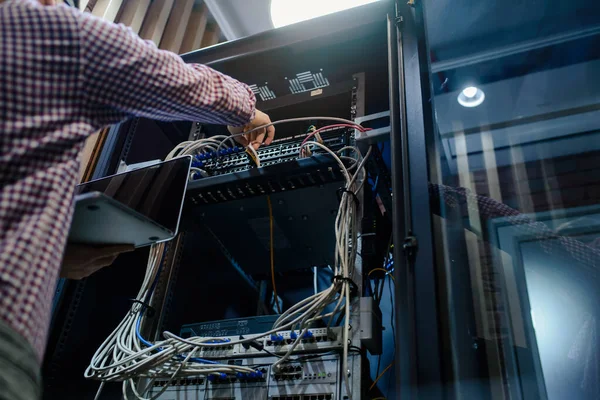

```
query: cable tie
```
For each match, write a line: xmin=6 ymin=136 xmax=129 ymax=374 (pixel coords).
xmin=336 ymin=188 xmax=360 ymax=207
xmin=331 ymin=275 xmax=359 ymax=296
xmin=129 ymin=299 xmax=156 ymax=318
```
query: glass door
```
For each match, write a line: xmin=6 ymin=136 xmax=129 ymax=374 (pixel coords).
xmin=417 ymin=0 xmax=600 ymax=398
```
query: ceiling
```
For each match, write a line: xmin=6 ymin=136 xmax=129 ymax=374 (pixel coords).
xmin=204 ymin=0 xmax=272 ymax=40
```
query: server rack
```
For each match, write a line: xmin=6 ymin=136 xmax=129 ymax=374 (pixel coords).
xmin=42 ymin=1 xmax=452 ymax=399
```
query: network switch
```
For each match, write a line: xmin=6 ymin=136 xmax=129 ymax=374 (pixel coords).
xmin=174 ymin=327 xmax=344 ymax=360
xmin=185 ymin=154 xmax=347 ymax=205
xmin=147 ymin=354 xmax=352 ymax=400
xmin=181 ymin=315 xmax=280 ymax=338
xmin=270 ymin=395 xmax=333 ymax=400
xmin=190 ymin=129 xmax=350 ymax=179
xmin=268 ymin=358 xmax=339 ymax=400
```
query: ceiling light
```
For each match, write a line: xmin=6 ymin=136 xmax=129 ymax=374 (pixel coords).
xmin=457 ymin=86 xmax=485 ymax=108
xmin=462 ymin=86 xmax=477 ymax=98
xmin=270 ymin=0 xmax=380 ymax=29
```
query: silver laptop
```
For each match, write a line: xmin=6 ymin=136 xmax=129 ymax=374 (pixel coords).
xmin=68 ymin=156 xmax=192 ymax=248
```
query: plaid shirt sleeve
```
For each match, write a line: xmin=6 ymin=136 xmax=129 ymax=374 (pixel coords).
xmin=77 ymin=12 xmax=256 ymax=127
xmin=0 ymin=0 xmax=257 ymax=364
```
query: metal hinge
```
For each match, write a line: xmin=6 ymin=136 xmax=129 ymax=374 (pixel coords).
xmin=394 ymin=0 xmax=403 ymax=26
xmin=403 ymin=235 xmax=418 ymax=256
xmin=394 ymin=15 xmax=404 ymax=28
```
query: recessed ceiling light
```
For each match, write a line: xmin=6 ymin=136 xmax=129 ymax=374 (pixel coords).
xmin=462 ymin=86 xmax=478 ymax=98
xmin=270 ymin=0 xmax=380 ymax=29
xmin=457 ymin=86 xmax=485 ymax=108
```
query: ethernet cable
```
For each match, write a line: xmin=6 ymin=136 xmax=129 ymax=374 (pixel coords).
xmin=86 ymin=244 xmax=258 ymax=399
xmin=87 ymin=117 xmax=370 ymax=400
xmin=215 ymin=116 xmax=369 ymax=155
xmin=246 ymin=144 xmax=261 ymax=167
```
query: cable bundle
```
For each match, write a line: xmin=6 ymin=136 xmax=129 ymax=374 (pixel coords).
xmin=296 ymin=141 xmax=372 ymax=397
xmin=85 ymin=244 xmax=257 ymax=399
xmin=86 ymin=118 xmax=370 ymax=400
xmin=165 ymin=135 xmax=235 ymax=160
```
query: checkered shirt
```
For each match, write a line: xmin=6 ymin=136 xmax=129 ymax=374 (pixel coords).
xmin=0 ymin=0 xmax=255 ymax=362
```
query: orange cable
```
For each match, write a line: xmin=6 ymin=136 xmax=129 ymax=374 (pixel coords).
xmin=267 ymin=195 xmax=282 ymax=314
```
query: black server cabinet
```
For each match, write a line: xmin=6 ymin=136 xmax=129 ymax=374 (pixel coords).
xmin=43 ymin=2 xmax=410 ymax=399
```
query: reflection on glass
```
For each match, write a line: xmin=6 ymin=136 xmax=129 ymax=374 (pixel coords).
xmin=423 ymin=1 xmax=600 ymax=398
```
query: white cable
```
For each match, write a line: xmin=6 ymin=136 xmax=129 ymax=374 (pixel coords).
xmin=313 ymin=267 xmax=318 ymax=295
xmin=216 ymin=116 xmax=364 ymax=155
xmin=245 ymin=145 xmax=261 ymax=167
xmin=167 ymin=135 xmax=234 ymax=161
xmin=88 ymin=119 xmax=371 ymax=399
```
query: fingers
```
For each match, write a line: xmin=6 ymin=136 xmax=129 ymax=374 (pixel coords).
xmin=234 ymin=134 xmax=249 ymax=147
xmin=61 ymin=243 xmax=134 ymax=280
xmin=251 ymin=128 xmax=267 ymax=150
xmin=88 ymin=244 xmax=135 ymax=261
xmin=103 ymin=244 xmax=135 ymax=254
xmin=265 ymin=125 xmax=275 ymax=146
xmin=61 ymin=255 xmax=119 ymax=280
xmin=229 ymin=110 xmax=274 ymax=150
xmin=88 ymin=254 xmax=120 ymax=269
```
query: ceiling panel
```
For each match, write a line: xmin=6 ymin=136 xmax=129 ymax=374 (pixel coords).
xmin=204 ymin=0 xmax=272 ymax=40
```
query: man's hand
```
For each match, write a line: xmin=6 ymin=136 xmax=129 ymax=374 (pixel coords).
xmin=61 ymin=243 xmax=135 ymax=280
xmin=228 ymin=109 xmax=275 ymax=150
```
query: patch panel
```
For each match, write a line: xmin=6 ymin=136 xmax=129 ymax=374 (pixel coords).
xmin=270 ymin=394 xmax=333 ymax=400
xmin=204 ymin=357 xmax=271 ymax=400
xmin=149 ymin=381 xmax=206 ymax=399
xmin=235 ymin=327 xmax=343 ymax=357
xmin=195 ymin=343 xmax=235 ymax=358
xmin=153 ymin=377 xmax=205 ymax=387
xmin=186 ymin=153 xmax=349 ymax=205
xmin=269 ymin=358 xmax=337 ymax=385
xmin=208 ymin=368 xmax=267 ymax=384
xmin=180 ymin=315 xmax=281 ymax=339
xmin=271 ymin=365 xmax=303 ymax=381
xmin=169 ymin=327 xmax=343 ymax=360
xmin=192 ymin=131 xmax=348 ymax=180
xmin=146 ymin=353 xmax=356 ymax=400
xmin=264 ymin=328 xmax=341 ymax=353
xmin=268 ymin=357 xmax=340 ymax=400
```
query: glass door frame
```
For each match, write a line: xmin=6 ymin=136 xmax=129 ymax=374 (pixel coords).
xmin=389 ymin=0 xmax=445 ymax=398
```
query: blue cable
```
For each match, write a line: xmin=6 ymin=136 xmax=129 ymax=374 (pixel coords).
xmin=385 ymin=259 xmax=394 ymax=273
xmin=136 ymin=314 xmax=154 ymax=347
xmin=136 ymin=308 xmax=219 ymax=365
xmin=135 ymin=249 xmax=165 ymax=347
xmin=188 ymin=356 xmax=218 ymax=364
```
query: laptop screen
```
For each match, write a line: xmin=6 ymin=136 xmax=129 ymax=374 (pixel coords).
xmin=75 ymin=156 xmax=191 ymax=233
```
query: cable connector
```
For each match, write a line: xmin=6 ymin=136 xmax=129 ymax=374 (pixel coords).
xmin=331 ymin=275 xmax=359 ymax=297
xmin=239 ymin=335 xmax=264 ymax=351
xmin=245 ymin=147 xmax=259 ymax=166
xmin=403 ymin=235 xmax=418 ymax=258
xmin=129 ymin=299 xmax=155 ymax=318
xmin=314 ymin=132 xmax=324 ymax=145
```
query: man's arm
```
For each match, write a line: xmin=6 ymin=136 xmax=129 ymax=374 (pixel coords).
xmin=77 ymin=12 xmax=255 ymax=128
